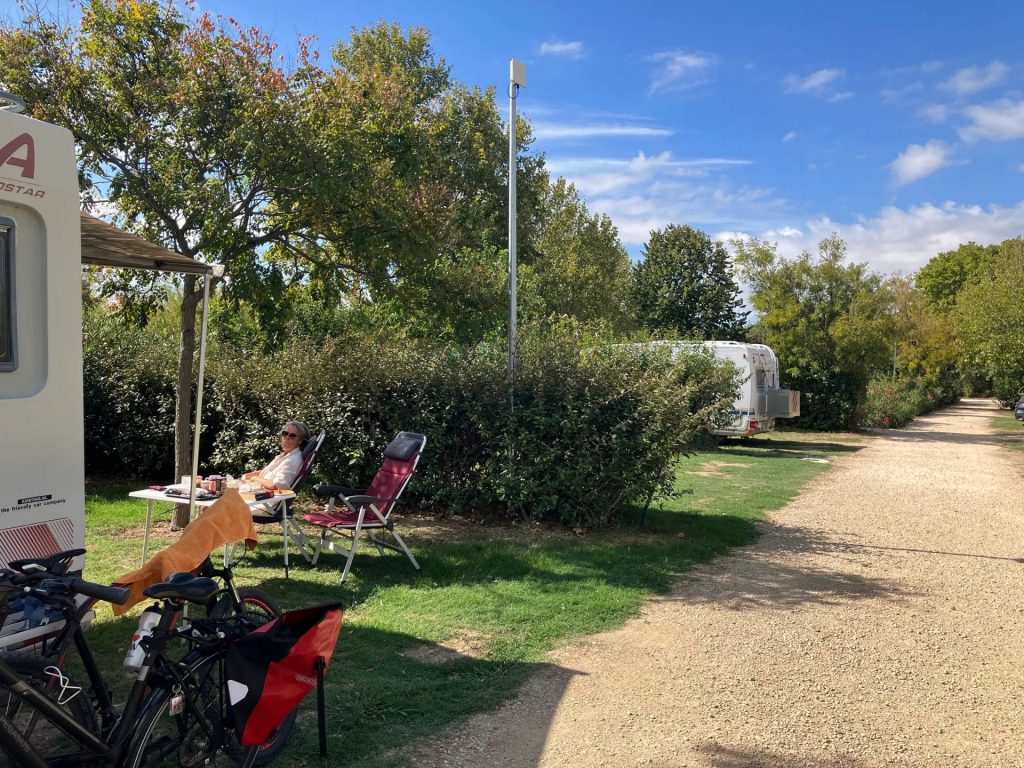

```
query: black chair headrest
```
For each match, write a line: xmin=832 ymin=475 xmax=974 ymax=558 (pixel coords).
xmin=302 ymin=430 xmax=325 ymax=460
xmin=383 ymin=432 xmax=426 ymax=462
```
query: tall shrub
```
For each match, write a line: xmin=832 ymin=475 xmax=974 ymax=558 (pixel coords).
xmin=209 ymin=325 xmax=737 ymax=527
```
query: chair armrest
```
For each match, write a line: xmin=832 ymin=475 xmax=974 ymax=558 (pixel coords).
xmin=314 ymin=484 xmax=365 ymax=499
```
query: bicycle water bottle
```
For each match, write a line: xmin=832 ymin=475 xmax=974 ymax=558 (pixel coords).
xmin=123 ymin=605 xmax=162 ymax=672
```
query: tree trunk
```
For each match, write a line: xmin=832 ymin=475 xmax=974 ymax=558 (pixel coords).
xmin=172 ymin=274 xmax=203 ymax=530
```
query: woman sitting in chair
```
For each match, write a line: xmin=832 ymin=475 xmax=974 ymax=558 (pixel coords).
xmin=242 ymin=420 xmax=310 ymax=491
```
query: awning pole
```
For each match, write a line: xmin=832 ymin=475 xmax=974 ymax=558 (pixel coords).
xmin=188 ymin=272 xmax=212 ymax=521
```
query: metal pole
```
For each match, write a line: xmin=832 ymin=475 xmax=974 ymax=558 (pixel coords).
xmin=188 ymin=271 xmax=212 ymax=522
xmin=508 ymin=72 xmax=518 ymax=416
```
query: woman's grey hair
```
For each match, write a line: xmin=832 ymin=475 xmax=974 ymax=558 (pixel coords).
xmin=284 ymin=420 xmax=311 ymax=443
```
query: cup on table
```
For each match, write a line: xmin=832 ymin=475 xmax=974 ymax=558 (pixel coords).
xmin=181 ymin=475 xmax=202 ymax=488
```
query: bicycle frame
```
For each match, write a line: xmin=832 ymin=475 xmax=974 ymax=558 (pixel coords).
xmin=0 ymin=596 xmax=242 ymax=767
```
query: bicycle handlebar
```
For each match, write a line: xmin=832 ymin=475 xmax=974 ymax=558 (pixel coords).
xmin=68 ymin=577 xmax=130 ymax=606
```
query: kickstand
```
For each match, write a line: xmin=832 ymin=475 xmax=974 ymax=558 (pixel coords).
xmin=315 ymin=655 xmax=327 ymax=757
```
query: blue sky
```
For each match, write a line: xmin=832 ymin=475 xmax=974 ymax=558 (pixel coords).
xmin=8 ymin=0 xmax=1024 ymax=274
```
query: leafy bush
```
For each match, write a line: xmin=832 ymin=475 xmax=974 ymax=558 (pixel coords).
xmin=860 ymin=373 xmax=959 ymax=428
xmin=82 ymin=309 xmax=179 ymax=477
xmin=209 ymin=323 xmax=737 ymax=527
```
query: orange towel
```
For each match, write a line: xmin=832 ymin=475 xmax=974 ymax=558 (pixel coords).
xmin=113 ymin=489 xmax=259 ymax=615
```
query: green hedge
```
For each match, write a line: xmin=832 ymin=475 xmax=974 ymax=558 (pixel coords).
xmin=208 ymin=326 xmax=738 ymax=527
xmin=860 ymin=373 xmax=960 ymax=429
xmin=83 ymin=307 xmax=737 ymax=526
xmin=82 ymin=310 xmax=179 ymax=477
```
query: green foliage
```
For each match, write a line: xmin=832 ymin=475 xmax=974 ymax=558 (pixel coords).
xmin=207 ymin=322 xmax=737 ymax=527
xmin=915 ymin=241 xmax=1000 ymax=311
xmin=860 ymin=373 xmax=960 ymax=429
xmin=631 ymin=225 xmax=747 ymax=339
xmin=82 ymin=307 xmax=179 ymax=476
xmin=860 ymin=376 xmax=925 ymax=429
xmin=954 ymin=238 xmax=1024 ymax=403
xmin=532 ymin=179 xmax=634 ymax=333
xmin=735 ymin=234 xmax=892 ymax=429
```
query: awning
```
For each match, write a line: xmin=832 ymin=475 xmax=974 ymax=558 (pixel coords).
xmin=79 ymin=213 xmax=212 ymax=275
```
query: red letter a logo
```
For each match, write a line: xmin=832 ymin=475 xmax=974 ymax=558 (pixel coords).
xmin=0 ymin=133 xmax=35 ymax=179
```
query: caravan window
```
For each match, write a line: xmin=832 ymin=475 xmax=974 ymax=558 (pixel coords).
xmin=0 ymin=224 xmax=13 ymax=372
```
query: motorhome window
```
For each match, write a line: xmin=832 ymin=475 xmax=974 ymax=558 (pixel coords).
xmin=0 ymin=225 xmax=13 ymax=371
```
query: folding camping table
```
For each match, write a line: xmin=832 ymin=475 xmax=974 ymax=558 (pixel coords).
xmin=128 ymin=488 xmax=300 ymax=570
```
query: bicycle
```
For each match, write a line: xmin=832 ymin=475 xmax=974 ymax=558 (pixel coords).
xmin=0 ymin=564 xmax=268 ymax=767
xmin=0 ymin=548 xmax=293 ymax=764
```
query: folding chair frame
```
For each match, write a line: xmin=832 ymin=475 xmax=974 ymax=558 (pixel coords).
xmin=304 ymin=432 xmax=425 ymax=583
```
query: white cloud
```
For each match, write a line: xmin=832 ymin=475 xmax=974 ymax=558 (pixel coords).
xmin=1018 ymin=163 xmax=1024 ymax=173
xmin=921 ymin=60 xmax=944 ymax=73
xmin=648 ymin=51 xmax=714 ymax=95
xmin=533 ymin=123 xmax=673 ymax=140
xmin=782 ymin=131 xmax=798 ymax=143
xmin=940 ymin=61 xmax=1009 ymax=97
xmin=880 ymin=81 xmax=923 ymax=104
xmin=548 ymin=151 xmax=752 ymax=195
xmin=784 ymin=68 xmax=844 ymax=94
xmin=919 ymin=104 xmax=949 ymax=123
xmin=960 ymin=99 xmax=1024 ymax=142
xmin=828 ymin=91 xmax=855 ymax=103
xmin=890 ymin=141 xmax=952 ymax=184
xmin=764 ymin=226 xmax=803 ymax=238
xmin=730 ymin=201 xmax=1024 ymax=275
xmin=539 ymin=41 xmax=584 ymax=58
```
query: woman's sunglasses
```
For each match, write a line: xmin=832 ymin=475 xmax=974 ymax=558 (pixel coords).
xmin=280 ymin=430 xmax=299 ymax=439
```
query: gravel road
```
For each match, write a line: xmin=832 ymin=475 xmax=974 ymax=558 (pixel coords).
xmin=406 ymin=399 xmax=1024 ymax=768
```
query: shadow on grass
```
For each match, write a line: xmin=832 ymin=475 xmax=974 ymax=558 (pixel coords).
xmin=715 ymin=439 xmax=865 ymax=460
xmin=237 ymin=508 xmax=763 ymax=617
xmin=718 ymin=438 xmax=864 ymax=455
xmin=271 ymin=625 xmax=572 ymax=768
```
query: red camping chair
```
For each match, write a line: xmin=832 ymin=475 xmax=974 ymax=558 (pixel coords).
xmin=303 ymin=432 xmax=425 ymax=583
xmin=250 ymin=429 xmax=326 ymax=577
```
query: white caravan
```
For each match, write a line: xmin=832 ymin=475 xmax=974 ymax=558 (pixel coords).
xmin=0 ymin=99 xmax=213 ymax=576
xmin=0 ymin=106 xmax=85 ymax=565
xmin=653 ymin=341 xmax=801 ymax=437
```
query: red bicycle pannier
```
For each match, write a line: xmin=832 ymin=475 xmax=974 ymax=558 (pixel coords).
xmin=226 ymin=602 xmax=344 ymax=747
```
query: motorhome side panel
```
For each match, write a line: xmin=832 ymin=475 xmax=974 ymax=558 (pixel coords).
xmin=0 ymin=111 xmax=84 ymax=566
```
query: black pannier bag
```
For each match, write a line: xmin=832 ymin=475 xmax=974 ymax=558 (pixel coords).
xmin=226 ymin=602 xmax=344 ymax=748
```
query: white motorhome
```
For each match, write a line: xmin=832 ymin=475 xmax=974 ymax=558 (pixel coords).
xmin=650 ymin=340 xmax=801 ymax=437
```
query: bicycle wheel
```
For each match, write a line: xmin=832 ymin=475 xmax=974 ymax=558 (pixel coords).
xmin=208 ymin=586 xmax=279 ymax=623
xmin=0 ymin=654 xmax=97 ymax=768
xmin=207 ymin=587 xmax=296 ymax=765
xmin=125 ymin=653 xmax=259 ymax=768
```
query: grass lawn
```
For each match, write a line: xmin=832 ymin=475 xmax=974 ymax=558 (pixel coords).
xmin=80 ymin=431 xmax=860 ymax=768
xmin=990 ymin=410 xmax=1024 ymax=451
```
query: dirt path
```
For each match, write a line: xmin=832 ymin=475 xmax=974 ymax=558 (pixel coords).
xmin=407 ymin=399 xmax=1024 ymax=768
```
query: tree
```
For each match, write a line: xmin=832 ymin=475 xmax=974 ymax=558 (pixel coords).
xmin=954 ymin=237 xmax=1024 ymax=402
xmin=733 ymin=234 xmax=891 ymax=429
xmin=915 ymin=241 xmax=1000 ymax=311
xmin=631 ymin=225 xmax=746 ymax=339
xmin=532 ymin=178 xmax=633 ymax=332
xmin=1 ymin=4 xmax=549 ymax=521
xmin=1 ymin=0 xmax=327 ymax=523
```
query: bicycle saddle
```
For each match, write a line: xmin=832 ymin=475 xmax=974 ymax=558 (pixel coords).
xmin=9 ymin=548 xmax=86 ymax=575
xmin=144 ymin=573 xmax=219 ymax=604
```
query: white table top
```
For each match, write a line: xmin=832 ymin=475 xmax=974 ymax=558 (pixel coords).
xmin=128 ymin=488 xmax=293 ymax=508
